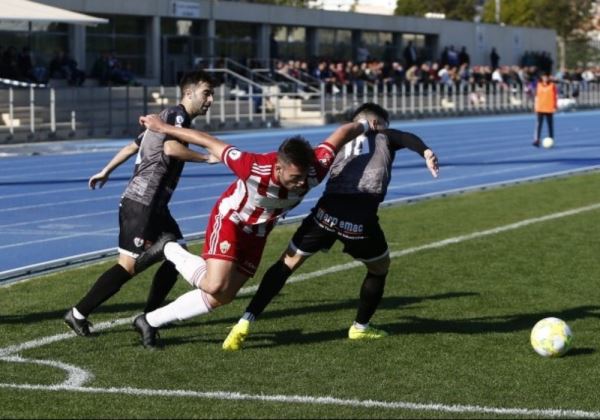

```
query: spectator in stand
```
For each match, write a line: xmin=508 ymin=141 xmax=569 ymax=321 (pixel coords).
xmin=532 ymin=72 xmax=557 ymax=148
xmin=270 ymin=33 xmax=279 ymax=61
xmin=459 ymin=46 xmax=470 ymax=67
xmin=403 ymin=41 xmax=417 ymax=68
xmin=356 ymin=42 xmax=370 ymax=63
xmin=447 ymin=46 xmax=459 ymax=68
xmin=17 ymin=46 xmax=33 ymax=82
xmin=49 ymin=50 xmax=69 ymax=79
xmin=390 ymin=62 xmax=405 ymax=86
xmin=490 ymin=47 xmax=500 ymax=70
xmin=382 ymin=41 xmax=395 ymax=64
xmin=2 ymin=46 xmax=20 ymax=80
xmin=91 ymin=51 xmax=111 ymax=85
xmin=440 ymin=47 xmax=449 ymax=67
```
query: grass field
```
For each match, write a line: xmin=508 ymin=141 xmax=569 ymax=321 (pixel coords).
xmin=1 ymin=171 xmax=600 ymax=419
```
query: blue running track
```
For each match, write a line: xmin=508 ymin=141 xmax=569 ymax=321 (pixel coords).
xmin=1 ymin=111 xmax=599 ymax=282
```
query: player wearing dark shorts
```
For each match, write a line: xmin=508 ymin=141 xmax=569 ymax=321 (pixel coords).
xmin=63 ymin=71 xmax=217 ymax=337
xmin=222 ymin=102 xmax=440 ymax=350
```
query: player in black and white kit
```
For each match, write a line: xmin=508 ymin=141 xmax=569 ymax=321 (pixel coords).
xmin=222 ymin=103 xmax=439 ymax=350
xmin=64 ymin=71 xmax=217 ymax=337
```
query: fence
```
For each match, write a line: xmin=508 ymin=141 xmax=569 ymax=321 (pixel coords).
xmin=1 ymin=80 xmax=599 ymax=143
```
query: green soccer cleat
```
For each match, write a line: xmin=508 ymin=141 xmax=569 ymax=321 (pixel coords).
xmin=348 ymin=324 xmax=388 ymax=340
xmin=222 ymin=319 xmax=250 ymax=351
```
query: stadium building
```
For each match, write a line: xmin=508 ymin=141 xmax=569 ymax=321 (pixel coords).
xmin=1 ymin=0 xmax=556 ymax=85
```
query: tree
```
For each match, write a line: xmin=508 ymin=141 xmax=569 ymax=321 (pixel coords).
xmin=481 ymin=0 xmax=593 ymax=39
xmin=395 ymin=0 xmax=476 ymax=21
xmin=481 ymin=0 xmax=594 ymax=68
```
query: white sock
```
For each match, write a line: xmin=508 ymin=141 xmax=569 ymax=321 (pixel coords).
xmin=164 ymin=242 xmax=207 ymax=288
xmin=72 ymin=307 xmax=86 ymax=320
xmin=146 ymin=289 xmax=213 ymax=328
xmin=353 ymin=321 xmax=368 ymax=331
xmin=241 ymin=312 xmax=256 ymax=322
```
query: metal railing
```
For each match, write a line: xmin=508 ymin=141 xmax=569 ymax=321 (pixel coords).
xmin=1 ymin=80 xmax=598 ymax=142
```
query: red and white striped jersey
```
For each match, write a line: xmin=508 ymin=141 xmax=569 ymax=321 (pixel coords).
xmin=215 ymin=142 xmax=337 ymax=236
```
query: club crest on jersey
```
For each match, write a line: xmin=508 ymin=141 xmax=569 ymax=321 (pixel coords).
xmin=133 ymin=237 xmax=145 ymax=248
xmin=219 ymin=240 xmax=231 ymax=253
xmin=228 ymin=149 xmax=241 ymax=160
xmin=318 ymin=156 xmax=332 ymax=167
xmin=175 ymin=115 xmax=184 ymax=127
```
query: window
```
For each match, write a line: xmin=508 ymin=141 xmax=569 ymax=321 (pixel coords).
xmin=86 ymin=15 xmax=148 ymax=77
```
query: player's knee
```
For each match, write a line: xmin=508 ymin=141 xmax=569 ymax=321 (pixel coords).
xmin=365 ymin=256 xmax=390 ymax=276
xmin=118 ymin=257 xmax=136 ymax=276
xmin=201 ymin=274 xmax=238 ymax=298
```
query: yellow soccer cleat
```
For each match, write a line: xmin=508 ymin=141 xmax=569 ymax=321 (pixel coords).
xmin=348 ymin=324 xmax=388 ymax=340
xmin=222 ymin=319 xmax=250 ymax=351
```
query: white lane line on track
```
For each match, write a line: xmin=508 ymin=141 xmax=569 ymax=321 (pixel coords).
xmin=2 ymin=202 xmax=600 ymax=417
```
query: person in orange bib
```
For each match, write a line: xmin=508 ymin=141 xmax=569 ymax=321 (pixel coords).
xmin=533 ymin=72 xmax=558 ymax=147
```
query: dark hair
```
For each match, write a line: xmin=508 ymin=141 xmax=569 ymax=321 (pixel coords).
xmin=178 ymin=70 xmax=214 ymax=94
xmin=351 ymin=102 xmax=389 ymax=124
xmin=277 ymin=136 xmax=314 ymax=170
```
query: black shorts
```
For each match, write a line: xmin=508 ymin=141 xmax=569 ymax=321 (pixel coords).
xmin=118 ymin=197 xmax=183 ymax=258
xmin=290 ymin=195 xmax=388 ymax=262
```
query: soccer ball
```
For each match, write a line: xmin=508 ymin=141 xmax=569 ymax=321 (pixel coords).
xmin=542 ymin=137 xmax=554 ymax=148
xmin=530 ymin=317 xmax=572 ymax=357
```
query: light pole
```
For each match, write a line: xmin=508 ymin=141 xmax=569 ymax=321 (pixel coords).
xmin=495 ymin=0 xmax=501 ymax=24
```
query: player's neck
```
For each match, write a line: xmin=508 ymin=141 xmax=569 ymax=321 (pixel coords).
xmin=179 ymin=100 xmax=195 ymax=118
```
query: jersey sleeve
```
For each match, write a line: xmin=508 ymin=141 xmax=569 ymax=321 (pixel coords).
xmin=387 ymin=129 xmax=428 ymax=156
xmin=312 ymin=141 xmax=337 ymax=182
xmin=164 ymin=107 xmax=186 ymax=128
xmin=134 ymin=128 xmax=145 ymax=146
xmin=221 ymin=146 xmax=256 ymax=180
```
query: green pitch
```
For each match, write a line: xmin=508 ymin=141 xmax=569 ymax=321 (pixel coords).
xmin=1 ymin=172 xmax=600 ymax=419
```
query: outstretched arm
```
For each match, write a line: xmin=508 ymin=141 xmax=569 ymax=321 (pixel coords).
xmin=387 ymin=129 xmax=439 ymax=178
xmin=163 ymin=140 xmax=221 ymax=164
xmin=140 ymin=114 xmax=229 ymax=161
xmin=89 ymin=141 xmax=139 ymax=189
xmin=324 ymin=117 xmax=385 ymax=150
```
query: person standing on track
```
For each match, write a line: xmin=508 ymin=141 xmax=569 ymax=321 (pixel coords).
xmin=63 ymin=71 xmax=218 ymax=337
xmin=129 ymin=108 xmax=384 ymax=349
xmin=222 ymin=102 xmax=439 ymax=351
xmin=532 ymin=72 xmax=558 ymax=147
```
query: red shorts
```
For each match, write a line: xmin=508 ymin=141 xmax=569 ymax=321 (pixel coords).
xmin=202 ymin=207 xmax=268 ymax=277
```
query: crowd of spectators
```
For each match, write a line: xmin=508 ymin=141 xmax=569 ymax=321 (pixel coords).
xmin=0 ymin=45 xmax=137 ymax=87
xmin=275 ymin=45 xmax=600 ymax=99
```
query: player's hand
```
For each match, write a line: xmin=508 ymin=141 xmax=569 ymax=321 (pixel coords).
xmin=205 ymin=153 xmax=221 ymax=164
xmin=89 ymin=171 xmax=108 ymax=189
xmin=424 ymin=149 xmax=439 ymax=178
xmin=139 ymin=114 xmax=166 ymax=133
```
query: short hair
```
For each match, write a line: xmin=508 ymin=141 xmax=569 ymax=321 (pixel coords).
xmin=277 ymin=136 xmax=314 ymax=170
xmin=178 ymin=70 xmax=215 ymax=95
xmin=350 ymin=102 xmax=389 ymax=124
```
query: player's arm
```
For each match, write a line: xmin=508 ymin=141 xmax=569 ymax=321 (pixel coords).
xmin=163 ymin=140 xmax=220 ymax=164
xmin=88 ymin=141 xmax=139 ymax=189
xmin=140 ymin=114 xmax=228 ymax=161
xmin=323 ymin=118 xmax=383 ymax=150
xmin=386 ymin=129 xmax=439 ymax=178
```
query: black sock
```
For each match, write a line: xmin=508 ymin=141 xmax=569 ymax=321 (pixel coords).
xmin=246 ymin=259 xmax=293 ymax=318
xmin=75 ymin=264 xmax=132 ymax=317
xmin=355 ymin=272 xmax=387 ymax=325
xmin=144 ymin=260 xmax=178 ymax=313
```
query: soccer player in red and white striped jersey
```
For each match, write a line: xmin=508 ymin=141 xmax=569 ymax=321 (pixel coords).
xmin=131 ymin=113 xmax=384 ymax=348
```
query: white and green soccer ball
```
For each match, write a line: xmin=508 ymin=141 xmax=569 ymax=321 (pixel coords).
xmin=530 ymin=317 xmax=573 ymax=357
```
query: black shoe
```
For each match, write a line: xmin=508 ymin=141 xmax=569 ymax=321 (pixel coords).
xmin=133 ymin=314 xmax=159 ymax=349
xmin=64 ymin=309 xmax=92 ymax=337
xmin=134 ymin=232 xmax=177 ymax=274
xmin=532 ymin=139 xmax=540 ymax=147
